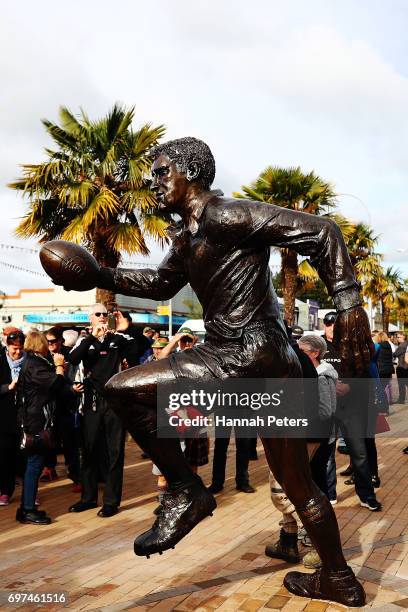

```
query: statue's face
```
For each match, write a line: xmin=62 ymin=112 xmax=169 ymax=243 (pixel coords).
xmin=151 ymin=154 xmax=189 ymax=212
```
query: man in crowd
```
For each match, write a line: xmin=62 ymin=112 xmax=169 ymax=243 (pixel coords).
xmin=323 ymin=312 xmax=381 ymax=511
xmin=140 ymin=327 xmax=155 ymax=363
xmin=67 ymin=304 xmax=136 ymax=517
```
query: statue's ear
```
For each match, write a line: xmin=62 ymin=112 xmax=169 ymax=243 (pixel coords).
xmin=186 ymin=161 xmax=200 ymax=182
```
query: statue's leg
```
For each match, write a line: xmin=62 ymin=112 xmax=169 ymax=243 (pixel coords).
xmin=104 ymin=357 xmax=216 ymax=557
xmin=262 ymin=437 xmax=365 ymax=607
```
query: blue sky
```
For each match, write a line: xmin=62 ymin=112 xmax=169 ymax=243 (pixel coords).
xmin=1 ymin=0 xmax=407 ymax=292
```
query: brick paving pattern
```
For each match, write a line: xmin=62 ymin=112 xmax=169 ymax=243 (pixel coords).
xmin=1 ymin=401 xmax=408 ymax=611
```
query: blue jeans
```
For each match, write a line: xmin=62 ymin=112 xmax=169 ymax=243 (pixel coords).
xmin=22 ymin=453 xmax=45 ymax=510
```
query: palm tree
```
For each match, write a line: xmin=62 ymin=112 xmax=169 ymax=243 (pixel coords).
xmin=365 ymin=266 xmax=408 ymax=333
xmin=345 ymin=223 xmax=383 ymax=297
xmin=234 ymin=167 xmax=337 ymax=325
xmin=9 ymin=104 xmax=166 ymax=305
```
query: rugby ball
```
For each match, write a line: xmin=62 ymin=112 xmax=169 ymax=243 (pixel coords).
xmin=40 ymin=240 xmax=100 ymax=291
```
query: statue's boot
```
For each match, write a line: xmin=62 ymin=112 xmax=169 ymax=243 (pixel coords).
xmin=284 ymin=566 xmax=365 ymax=607
xmin=134 ymin=482 xmax=216 ymax=557
xmin=287 ymin=497 xmax=365 ymax=607
xmin=265 ymin=529 xmax=300 ymax=563
xmin=261 ymin=438 xmax=365 ymax=607
xmin=105 ymin=391 xmax=216 ymax=557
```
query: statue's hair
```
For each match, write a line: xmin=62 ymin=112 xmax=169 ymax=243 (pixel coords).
xmin=150 ymin=137 xmax=216 ymax=189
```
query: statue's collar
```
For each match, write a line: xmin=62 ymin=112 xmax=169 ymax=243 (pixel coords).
xmin=166 ymin=189 xmax=223 ymax=238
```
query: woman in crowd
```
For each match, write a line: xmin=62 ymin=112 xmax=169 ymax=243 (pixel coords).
xmin=374 ymin=331 xmax=394 ymax=404
xmin=0 ymin=330 xmax=26 ymax=505
xmin=16 ymin=331 xmax=67 ymax=525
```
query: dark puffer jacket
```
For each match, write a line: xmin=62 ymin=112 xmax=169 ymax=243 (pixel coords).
xmin=376 ymin=341 xmax=394 ymax=377
xmin=17 ymin=352 xmax=66 ymax=435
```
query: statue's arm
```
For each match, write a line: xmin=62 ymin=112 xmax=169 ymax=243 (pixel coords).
xmin=249 ymin=203 xmax=359 ymax=311
xmin=246 ymin=202 xmax=374 ymax=375
xmin=98 ymin=244 xmax=187 ymax=300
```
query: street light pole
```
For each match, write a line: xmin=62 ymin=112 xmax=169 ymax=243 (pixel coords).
xmin=168 ymin=299 xmax=172 ymax=338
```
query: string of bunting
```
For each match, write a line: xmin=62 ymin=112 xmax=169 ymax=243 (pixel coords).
xmin=0 ymin=260 xmax=47 ymax=278
xmin=0 ymin=243 xmax=39 ymax=254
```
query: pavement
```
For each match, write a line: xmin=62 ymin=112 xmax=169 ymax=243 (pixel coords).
xmin=1 ymin=401 xmax=408 ymax=612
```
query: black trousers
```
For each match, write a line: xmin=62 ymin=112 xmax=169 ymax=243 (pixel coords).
xmin=0 ymin=432 xmax=19 ymax=498
xmin=211 ymin=424 xmax=251 ymax=487
xmin=310 ymin=440 xmax=335 ymax=498
xmin=396 ymin=367 xmax=408 ymax=403
xmin=81 ymin=398 xmax=126 ymax=506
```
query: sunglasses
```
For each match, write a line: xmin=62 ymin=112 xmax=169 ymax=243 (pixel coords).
xmin=7 ymin=333 xmax=25 ymax=342
xmin=47 ymin=339 xmax=58 ymax=344
xmin=93 ymin=312 xmax=108 ymax=317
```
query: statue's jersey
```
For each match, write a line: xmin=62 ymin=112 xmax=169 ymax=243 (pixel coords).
xmin=101 ymin=195 xmax=358 ymax=340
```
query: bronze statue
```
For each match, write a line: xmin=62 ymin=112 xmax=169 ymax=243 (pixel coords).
xmin=42 ymin=137 xmax=373 ymax=607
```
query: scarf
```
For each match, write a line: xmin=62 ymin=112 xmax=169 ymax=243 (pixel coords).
xmin=6 ymin=352 xmax=26 ymax=381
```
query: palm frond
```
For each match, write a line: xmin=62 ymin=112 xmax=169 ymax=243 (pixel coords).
xmin=105 ymin=222 xmax=148 ymax=255
xmin=81 ymin=188 xmax=121 ymax=227
xmin=61 ymin=214 xmax=87 ymax=243
xmin=298 ymin=259 xmax=319 ymax=280
xmin=121 ymin=188 xmax=158 ymax=213
xmin=142 ymin=213 xmax=169 ymax=248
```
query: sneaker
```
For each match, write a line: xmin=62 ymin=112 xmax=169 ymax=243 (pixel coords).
xmin=0 ymin=494 xmax=10 ymax=506
xmin=329 ymin=498 xmax=338 ymax=506
xmin=360 ymin=498 xmax=382 ymax=511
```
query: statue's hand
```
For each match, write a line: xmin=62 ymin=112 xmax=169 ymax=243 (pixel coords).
xmin=333 ymin=306 xmax=375 ymax=377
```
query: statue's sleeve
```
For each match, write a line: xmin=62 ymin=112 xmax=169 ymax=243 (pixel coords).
xmin=247 ymin=202 xmax=361 ymax=311
xmin=97 ymin=242 xmax=187 ymax=300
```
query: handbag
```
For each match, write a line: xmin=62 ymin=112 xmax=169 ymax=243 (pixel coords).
xmin=375 ymin=413 xmax=390 ymax=434
xmin=20 ymin=399 xmax=56 ymax=452
xmin=21 ymin=427 xmax=55 ymax=452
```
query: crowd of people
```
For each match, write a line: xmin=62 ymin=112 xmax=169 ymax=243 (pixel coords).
xmin=0 ymin=307 xmax=407 ymax=562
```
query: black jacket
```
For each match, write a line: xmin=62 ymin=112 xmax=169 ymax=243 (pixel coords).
xmin=67 ymin=331 xmax=134 ymax=398
xmin=0 ymin=352 xmax=20 ymax=434
xmin=376 ymin=341 xmax=394 ymax=377
xmin=17 ymin=352 xmax=66 ymax=435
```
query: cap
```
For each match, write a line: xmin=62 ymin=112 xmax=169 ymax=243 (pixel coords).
xmin=323 ymin=311 xmax=337 ymax=326
xmin=291 ymin=325 xmax=304 ymax=338
xmin=143 ymin=326 xmax=154 ymax=333
xmin=178 ymin=326 xmax=194 ymax=339
xmin=152 ymin=337 xmax=169 ymax=348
